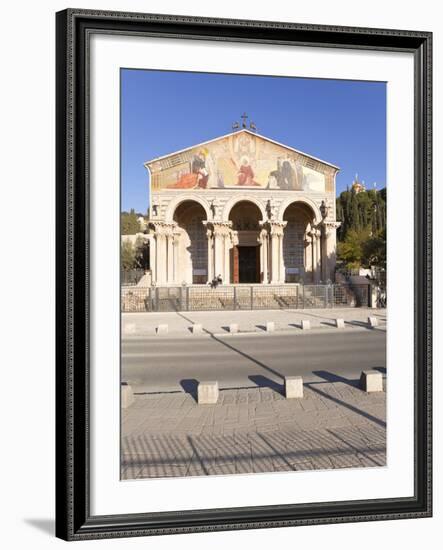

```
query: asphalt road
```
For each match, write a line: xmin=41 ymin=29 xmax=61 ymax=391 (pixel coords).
xmin=122 ymin=330 xmax=386 ymax=393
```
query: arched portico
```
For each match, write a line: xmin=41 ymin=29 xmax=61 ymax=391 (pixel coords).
xmin=222 ymin=195 xmax=267 ymax=223
xmin=278 ymin=196 xmax=322 ymax=225
xmin=165 ymin=194 xmax=211 ymax=223
xmin=282 ymin=201 xmax=318 ymax=283
xmin=228 ymin=201 xmax=262 ymax=283
xmin=173 ymin=201 xmax=208 ymax=284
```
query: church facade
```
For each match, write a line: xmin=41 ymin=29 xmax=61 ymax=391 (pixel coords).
xmin=144 ymin=129 xmax=340 ymax=286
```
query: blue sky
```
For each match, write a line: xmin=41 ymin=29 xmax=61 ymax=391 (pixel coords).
xmin=121 ymin=69 xmax=386 ymax=213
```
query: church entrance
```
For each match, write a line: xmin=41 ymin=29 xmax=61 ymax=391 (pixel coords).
xmin=239 ymin=246 xmax=260 ymax=283
xmin=228 ymin=200 xmax=262 ymax=284
xmin=232 ymin=245 xmax=260 ymax=283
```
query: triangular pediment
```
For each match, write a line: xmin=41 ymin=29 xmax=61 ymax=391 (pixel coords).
xmin=146 ymin=129 xmax=338 ymax=193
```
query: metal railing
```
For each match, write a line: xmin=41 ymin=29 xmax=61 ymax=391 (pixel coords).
xmin=121 ymin=283 xmax=370 ymax=313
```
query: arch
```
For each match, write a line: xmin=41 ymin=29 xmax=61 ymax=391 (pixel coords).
xmin=282 ymin=201 xmax=315 ymax=283
xmin=173 ymin=200 xmax=208 ymax=285
xmin=165 ymin=194 xmax=211 ymax=222
xmin=278 ymin=196 xmax=322 ymax=224
xmin=222 ymin=195 xmax=267 ymax=222
xmin=229 ymin=200 xmax=262 ymax=231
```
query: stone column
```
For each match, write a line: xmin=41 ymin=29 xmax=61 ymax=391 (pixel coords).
xmin=279 ymin=232 xmax=286 ymax=284
xmin=166 ymin=233 xmax=174 ymax=284
xmin=322 ymin=221 xmax=340 ymax=281
xmin=304 ymin=231 xmax=312 ymax=283
xmin=224 ymin=232 xmax=231 ymax=284
xmin=172 ymin=231 xmax=181 ymax=284
xmin=211 ymin=222 xmax=232 ymax=283
xmin=205 ymin=227 xmax=214 ymax=283
xmin=309 ymin=228 xmax=322 ymax=284
xmin=148 ymin=234 xmax=157 ymax=284
xmin=151 ymin=222 xmax=176 ymax=285
xmin=155 ymin=233 xmax=167 ymax=284
xmin=269 ymin=221 xmax=287 ymax=284
xmin=316 ymin=229 xmax=322 ymax=282
xmin=258 ymin=226 xmax=269 ymax=284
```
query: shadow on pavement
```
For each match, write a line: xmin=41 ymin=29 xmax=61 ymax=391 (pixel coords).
xmin=180 ymin=379 xmax=199 ymax=402
xmin=249 ymin=374 xmax=284 ymax=395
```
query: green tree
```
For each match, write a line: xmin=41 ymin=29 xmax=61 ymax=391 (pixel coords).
xmin=121 ymin=240 xmax=136 ymax=270
xmin=337 ymin=228 xmax=370 ymax=269
xmin=121 ymin=236 xmax=147 ymax=271
xmin=336 ymin=187 xmax=386 ymax=241
xmin=362 ymin=229 xmax=386 ymax=269
xmin=121 ymin=208 xmax=141 ymax=235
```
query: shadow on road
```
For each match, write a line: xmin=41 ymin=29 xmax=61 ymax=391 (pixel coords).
xmin=312 ymin=370 xmax=360 ymax=389
xmin=209 ymin=333 xmax=284 ymax=382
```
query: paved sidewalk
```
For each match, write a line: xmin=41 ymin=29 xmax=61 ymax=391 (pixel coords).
xmin=121 ymin=378 xmax=386 ymax=480
xmin=122 ymin=307 xmax=387 ymax=337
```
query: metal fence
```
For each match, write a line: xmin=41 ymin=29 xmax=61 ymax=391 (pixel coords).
xmin=121 ymin=283 xmax=370 ymax=313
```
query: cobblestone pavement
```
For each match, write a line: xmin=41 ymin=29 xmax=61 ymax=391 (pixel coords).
xmin=121 ymin=379 xmax=386 ymax=479
xmin=122 ymin=307 xmax=386 ymax=337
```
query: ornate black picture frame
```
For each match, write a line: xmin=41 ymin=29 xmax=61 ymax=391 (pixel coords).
xmin=55 ymin=8 xmax=432 ymax=541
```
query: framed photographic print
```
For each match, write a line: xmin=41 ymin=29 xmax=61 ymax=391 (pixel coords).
xmin=55 ymin=9 xmax=432 ymax=540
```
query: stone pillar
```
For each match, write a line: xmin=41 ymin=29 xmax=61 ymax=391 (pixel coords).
xmin=172 ymin=231 xmax=180 ymax=284
xmin=304 ymin=230 xmax=312 ymax=283
xmin=307 ymin=228 xmax=321 ymax=284
xmin=315 ymin=231 xmax=321 ymax=283
xmin=166 ymin=233 xmax=174 ymax=283
xmin=205 ymin=227 xmax=214 ymax=283
xmin=279 ymin=232 xmax=286 ymax=284
xmin=258 ymin=227 xmax=269 ymax=284
xmin=211 ymin=222 xmax=232 ymax=283
xmin=151 ymin=222 xmax=176 ymax=285
xmin=313 ymin=228 xmax=322 ymax=283
xmin=269 ymin=221 xmax=287 ymax=284
xmin=155 ymin=233 xmax=167 ymax=284
xmin=148 ymin=234 xmax=157 ymax=284
xmin=224 ymin=232 xmax=231 ymax=284
xmin=309 ymin=229 xmax=319 ymax=284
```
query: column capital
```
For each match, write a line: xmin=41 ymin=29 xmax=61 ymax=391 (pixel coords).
xmin=323 ymin=221 xmax=341 ymax=236
xmin=205 ymin=221 xmax=233 ymax=236
xmin=258 ymin=227 xmax=268 ymax=242
xmin=308 ymin=227 xmax=321 ymax=239
xmin=150 ymin=221 xmax=177 ymax=237
xmin=266 ymin=220 xmax=287 ymax=237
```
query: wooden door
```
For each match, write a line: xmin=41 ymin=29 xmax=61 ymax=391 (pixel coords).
xmin=232 ymin=245 xmax=239 ymax=284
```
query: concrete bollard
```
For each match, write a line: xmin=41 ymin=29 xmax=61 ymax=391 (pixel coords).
xmin=301 ymin=320 xmax=311 ymax=330
xmin=191 ymin=323 xmax=203 ymax=334
xmin=156 ymin=324 xmax=168 ymax=335
xmin=335 ymin=318 xmax=345 ymax=329
xmin=121 ymin=382 xmax=134 ymax=409
xmin=360 ymin=370 xmax=383 ymax=393
xmin=285 ymin=376 xmax=303 ymax=399
xmin=368 ymin=316 xmax=378 ymax=328
xmin=265 ymin=321 xmax=275 ymax=332
xmin=197 ymin=381 xmax=219 ymax=404
xmin=124 ymin=323 xmax=136 ymax=335
xmin=229 ymin=323 xmax=238 ymax=334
